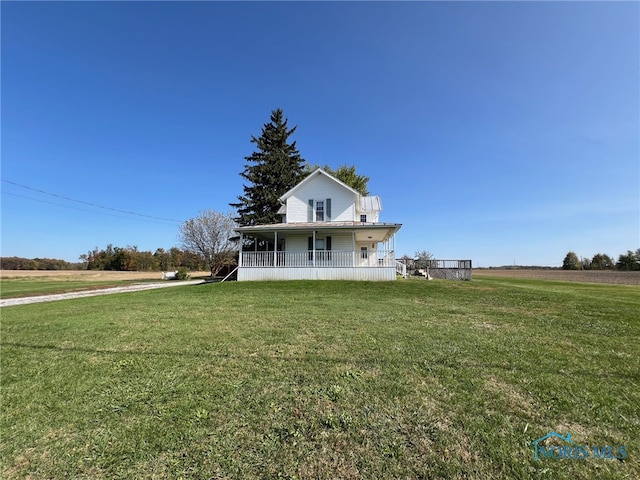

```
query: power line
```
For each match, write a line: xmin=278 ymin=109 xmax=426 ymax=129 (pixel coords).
xmin=1 ymin=191 xmax=180 ymax=226
xmin=2 ymin=179 xmax=183 ymax=223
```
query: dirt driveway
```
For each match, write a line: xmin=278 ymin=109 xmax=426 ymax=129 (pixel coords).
xmin=0 ymin=279 xmax=205 ymax=308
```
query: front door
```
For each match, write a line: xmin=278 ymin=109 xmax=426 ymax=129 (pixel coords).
xmin=360 ymin=246 xmax=369 ymax=265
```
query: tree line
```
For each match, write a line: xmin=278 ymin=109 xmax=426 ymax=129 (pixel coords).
xmin=81 ymin=245 xmax=207 ymax=271
xmin=2 ymin=246 xmax=208 ymax=272
xmin=1 ymin=256 xmax=83 ymax=270
xmin=562 ymin=249 xmax=640 ymax=271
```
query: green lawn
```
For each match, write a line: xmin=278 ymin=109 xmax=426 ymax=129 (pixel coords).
xmin=1 ymin=278 xmax=638 ymax=479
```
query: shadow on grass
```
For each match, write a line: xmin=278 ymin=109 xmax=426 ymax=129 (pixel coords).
xmin=0 ymin=341 xmax=428 ymax=369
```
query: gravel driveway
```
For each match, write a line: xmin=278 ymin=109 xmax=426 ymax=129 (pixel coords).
xmin=0 ymin=279 xmax=206 ymax=308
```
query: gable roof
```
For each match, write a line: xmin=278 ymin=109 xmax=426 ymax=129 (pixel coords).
xmin=279 ymin=168 xmax=360 ymax=202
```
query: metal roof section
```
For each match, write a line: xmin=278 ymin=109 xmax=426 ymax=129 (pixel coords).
xmin=235 ymin=221 xmax=401 ymax=231
xmin=360 ymin=196 xmax=382 ymax=212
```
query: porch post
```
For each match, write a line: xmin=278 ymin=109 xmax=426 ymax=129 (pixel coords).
xmin=352 ymin=231 xmax=356 ymax=267
xmin=392 ymin=233 xmax=396 ymax=259
xmin=313 ymin=230 xmax=316 ymax=266
xmin=274 ymin=231 xmax=278 ymax=267
xmin=239 ymin=232 xmax=243 ymax=267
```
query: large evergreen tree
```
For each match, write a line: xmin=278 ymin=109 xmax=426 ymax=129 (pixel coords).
xmin=231 ymin=109 xmax=305 ymax=226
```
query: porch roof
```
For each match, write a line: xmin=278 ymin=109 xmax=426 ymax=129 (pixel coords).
xmin=235 ymin=222 xmax=402 ymax=243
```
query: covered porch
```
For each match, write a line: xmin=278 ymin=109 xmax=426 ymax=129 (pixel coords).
xmin=235 ymin=222 xmax=403 ymax=281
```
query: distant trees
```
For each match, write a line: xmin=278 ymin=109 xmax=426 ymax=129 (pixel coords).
xmin=1 ymin=249 xmax=211 ymax=272
xmin=83 ymin=245 xmax=205 ymax=271
xmin=617 ymin=249 xmax=640 ymax=271
xmin=230 ymin=108 xmax=306 ymax=226
xmin=86 ymin=245 xmax=137 ymax=271
xmin=179 ymin=210 xmax=238 ymax=277
xmin=563 ymin=249 xmax=639 ymax=271
xmin=414 ymin=250 xmax=435 ymax=265
xmin=562 ymin=252 xmax=583 ymax=270
xmin=0 ymin=256 xmax=81 ymax=270
xmin=590 ymin=253 xmax=615 ymax=270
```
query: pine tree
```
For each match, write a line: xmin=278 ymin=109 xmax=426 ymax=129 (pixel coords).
xmin=231 ymin=109 xmax=305 ymax=226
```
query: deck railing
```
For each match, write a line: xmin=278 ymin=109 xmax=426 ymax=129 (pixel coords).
xmin=240 ymin=250 xmax=397 ymax=268
xmin=410 ymin=259 xmax=473 ymax=281
xmin=395 ymin=260 xmax=407 ymax=278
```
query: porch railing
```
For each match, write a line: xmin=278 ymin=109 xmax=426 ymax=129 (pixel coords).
xmin=240 ymin=250 xmax=397 ymax=268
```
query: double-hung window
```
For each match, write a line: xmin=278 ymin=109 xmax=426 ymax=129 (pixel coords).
xmin=316 ymin=201 xmax=324 ymax=222
xmin=308 ymin=198 xmax=332 ymax=222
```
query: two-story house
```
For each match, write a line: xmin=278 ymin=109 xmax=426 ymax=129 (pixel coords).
xmin=235 ymin=168 xmax=403 ymax=281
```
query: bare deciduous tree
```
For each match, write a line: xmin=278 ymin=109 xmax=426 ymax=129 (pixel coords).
xmin=179 ymin=210 xmax=238 ymax=276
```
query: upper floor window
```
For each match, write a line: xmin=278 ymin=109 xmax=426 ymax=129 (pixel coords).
xmin=316 ymin=201 xmax=324 ymax=221
xmin=360 ymin=214 xmax=367 ymax=223
xmin=308 ymin=198 xmax=332 ymax=222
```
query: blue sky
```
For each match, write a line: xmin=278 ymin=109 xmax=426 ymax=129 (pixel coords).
xmin=2 ymin=1 xmax=638 ymax=266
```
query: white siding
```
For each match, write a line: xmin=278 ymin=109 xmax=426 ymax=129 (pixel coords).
xmin=286 ymin=235 xmax=308 ymax=252
xmin=331 ymin=235 xmax=355 ymax=251
xmin=286 ymin=174 xmax=356 ymax=223
xmin=358 ymin=211 xmax=380 ymax=223
xmin=238 ymin=267 xmax=396 ymax=281
xmin=286 ymin=197 xmax=309 ymax=223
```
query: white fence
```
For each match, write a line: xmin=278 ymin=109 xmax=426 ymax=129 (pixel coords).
xmin=240 ymin=250 xmax=397 ymax=268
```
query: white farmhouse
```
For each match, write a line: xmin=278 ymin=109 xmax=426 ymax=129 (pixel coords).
xmin=235 ymin=169 xmax=403 ymax=281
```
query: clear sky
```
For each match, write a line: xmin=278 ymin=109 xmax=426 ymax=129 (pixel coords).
xmin=2 ymin=1 xmax=638 ymax=267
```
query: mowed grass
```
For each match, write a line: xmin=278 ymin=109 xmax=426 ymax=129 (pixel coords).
xmin=1 ymin=278 xmax=638 ymax=479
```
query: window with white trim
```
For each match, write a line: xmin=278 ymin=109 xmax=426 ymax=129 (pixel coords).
xmin=308 ymin=198 xmax=332 ymax=222
xmin=316 ymin=201 xmax=324 ymax=221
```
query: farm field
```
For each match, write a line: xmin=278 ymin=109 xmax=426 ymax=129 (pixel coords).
xmin=473 ymin=268 xmax=640 ymax=285
xmin=1 ymin=277 xmax=639 ymax=479
xmin=0 ymin=270 xmax=211 ymax=299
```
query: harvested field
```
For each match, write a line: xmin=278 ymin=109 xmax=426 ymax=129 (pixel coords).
xmin=0 ymin=270 xmax=211 ymax=281
xmin=473 ymin=268 xmax=640 ymax=285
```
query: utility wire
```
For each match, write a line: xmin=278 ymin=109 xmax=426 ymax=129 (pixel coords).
xmin=1 ymin=191 xmax=180 ymax=225
xmin=2 ymin=179 xmax=183 ymax=223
